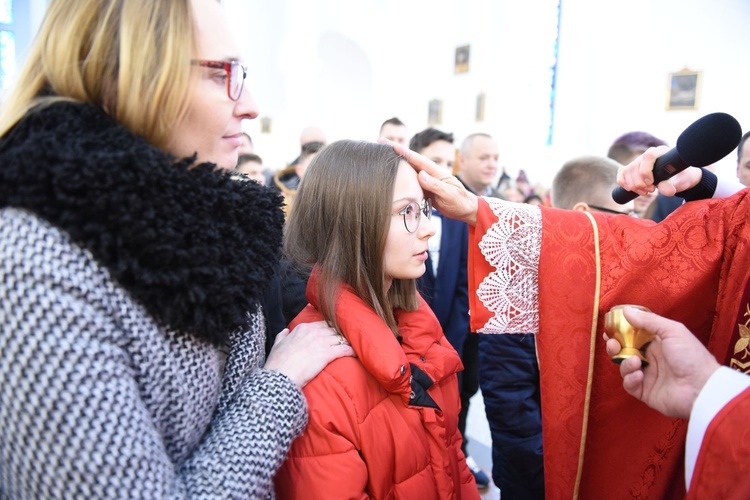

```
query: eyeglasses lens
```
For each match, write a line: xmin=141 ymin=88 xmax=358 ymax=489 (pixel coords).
xmin=404 ymin=199 xmax=432 ymax=233
xmin=230 ymin=62 xmax=246 ymax=100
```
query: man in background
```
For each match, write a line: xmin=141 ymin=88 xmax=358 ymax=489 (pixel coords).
xmin=457 ymin=133 xmax=504 ymax=198
xmin=299 ymin=126 xmax=327 ymax=149
xmin=379 ymin=117 xmax=408 ymax=146
xmin=607 ymin=130 xmax=672 ymax=221
xmin=455 ymin=132 xmax=510 ymax=493
xmin=235 ymin=153 xmax=266 ymax=185
xmin=552 ymin=156 xmax=635 ymax=215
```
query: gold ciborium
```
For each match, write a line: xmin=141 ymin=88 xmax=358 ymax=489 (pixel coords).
xmin=604 ymin=305 xmax=654 ymax=367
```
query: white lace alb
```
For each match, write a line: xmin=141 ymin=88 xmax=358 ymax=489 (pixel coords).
xmin=476 ymin=198 xmax=542 ymax=334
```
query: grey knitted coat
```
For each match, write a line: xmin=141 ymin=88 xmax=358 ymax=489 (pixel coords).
xmin=0 ymin=102 xmax=307 ymax=498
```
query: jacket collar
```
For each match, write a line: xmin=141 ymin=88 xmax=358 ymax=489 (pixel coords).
xmin=0 ymin=102 xmax=285 ymax=345
xmin=305 ymin=271 xmax=463 ymax=402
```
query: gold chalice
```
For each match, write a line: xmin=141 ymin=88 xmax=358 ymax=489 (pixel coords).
xmin=604 ymin=305 xmax=655 ymax=367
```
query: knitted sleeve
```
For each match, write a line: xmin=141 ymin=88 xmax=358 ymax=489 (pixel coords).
xmin=0 ymin=210 xmax=307 ymax=498
xmin=181 ymin=330 xmax=309 ymax=498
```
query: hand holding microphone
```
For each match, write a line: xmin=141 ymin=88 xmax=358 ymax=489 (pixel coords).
xmin=612 ymin=112 xmax=742 ymax=204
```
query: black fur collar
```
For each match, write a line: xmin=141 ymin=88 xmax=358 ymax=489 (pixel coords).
xmin=0 ymin=102 xmax=284 ymax=345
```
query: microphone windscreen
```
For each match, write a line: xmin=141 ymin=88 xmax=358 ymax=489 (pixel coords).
xmin=676 ymin=112 xmax=742 ymax=167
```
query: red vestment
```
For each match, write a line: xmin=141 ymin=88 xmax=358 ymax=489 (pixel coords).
xmin=468 ymin=191 xmax=750 ymax=499
xmin=687 ymin=387 xmax=750 ymax=499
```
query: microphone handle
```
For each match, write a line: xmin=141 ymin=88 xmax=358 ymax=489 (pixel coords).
xmin=612 ymin=149 xmax=690 ymax=204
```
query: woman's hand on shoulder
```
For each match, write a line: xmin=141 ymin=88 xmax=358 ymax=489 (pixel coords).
xmin=264 ymin=321 xmax=355 ymax=388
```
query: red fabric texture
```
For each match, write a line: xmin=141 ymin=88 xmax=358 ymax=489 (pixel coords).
xmin=274 ymin=278 xmax=478 ymax=500
xmin=468 ymin=198 xmax=498 ymax=331
xmin=468 ymin=191 xmax=750 ymax=498
xmin=687 ymin=387 xmax=750 ymax=499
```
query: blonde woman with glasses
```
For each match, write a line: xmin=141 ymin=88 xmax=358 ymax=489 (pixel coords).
xmin=0 ymin=0 xmax=353 ymax=497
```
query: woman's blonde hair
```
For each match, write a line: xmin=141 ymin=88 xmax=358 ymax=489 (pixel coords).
xmin=284 ymin=140 xmax=419 ymax=337
xmin=0 ymin=0 xmax=195 ymax=147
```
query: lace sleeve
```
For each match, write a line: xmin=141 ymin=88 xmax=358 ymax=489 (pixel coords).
xmin=475 ymin=198 xmax=542 ymax=334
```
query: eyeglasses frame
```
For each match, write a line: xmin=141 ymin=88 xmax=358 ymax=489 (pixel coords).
xmin=393 ymin=198 xmax=432 ymax=233
xmin=587 ymin=204 xmax=632 ymax=216
xmin=191 ymin=59 xmax=247 ymax=101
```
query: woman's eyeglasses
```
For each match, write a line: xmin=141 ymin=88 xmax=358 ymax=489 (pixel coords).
xmin=392 ymin=199 xmax=432 ymax=233
xmin=191 ymin=59 xmax=247 ymax=101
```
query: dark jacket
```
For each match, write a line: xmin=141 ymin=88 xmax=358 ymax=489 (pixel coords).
xmin=457 ymin=176 xmax=545 ymax=498
xmin=417 ymin=211 xmax=470 ymax=354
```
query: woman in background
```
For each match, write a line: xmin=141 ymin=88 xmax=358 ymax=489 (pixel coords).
xmin=275 ymin=140 xmax=478 ymax=499
xmin=0 ymin=0 xmax=352 ymax=497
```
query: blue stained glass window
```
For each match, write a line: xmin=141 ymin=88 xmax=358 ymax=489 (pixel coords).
xmin=546 ymin=0 xmax=561 ymax=146
xmin=0 ymin=30 xmax=15 ymax=91
xmin=0 ymin=0 xmax=11 ymax=24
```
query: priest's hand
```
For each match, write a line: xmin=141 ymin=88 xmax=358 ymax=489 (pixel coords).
xmin=604 ymin=306 xmax=720 ymax=419
xmin=616 ymin=145 xmax=703 ymax=198
xmin=381 ymin=138 xmax=478 ymax=226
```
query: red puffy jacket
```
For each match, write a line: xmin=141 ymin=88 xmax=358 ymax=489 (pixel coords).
xmin=274 ymin=282 xmax=478 ymax=499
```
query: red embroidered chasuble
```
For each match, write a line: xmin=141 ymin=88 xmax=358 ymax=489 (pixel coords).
xmin=468 ymin=191 xmax=750 ymax=499
xmin=687 ymin=387 xmax=750 ymax=499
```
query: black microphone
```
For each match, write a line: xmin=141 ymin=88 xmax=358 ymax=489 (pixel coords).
xmin=612 ymin=112 xmax=742 ymax=204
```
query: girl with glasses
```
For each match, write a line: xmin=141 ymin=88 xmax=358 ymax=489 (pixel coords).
xmin=0 ymin=0 xmax=353 ymax=497
xmin=276 ymin=140 xmax=479 ymax=498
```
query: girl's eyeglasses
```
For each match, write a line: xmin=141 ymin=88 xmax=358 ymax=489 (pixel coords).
xmin=392 ymin=199 xmax=432 ymax=233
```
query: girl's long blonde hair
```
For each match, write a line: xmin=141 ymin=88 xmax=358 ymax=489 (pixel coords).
xmin=0 ymin=0 xmax=195 ymax=147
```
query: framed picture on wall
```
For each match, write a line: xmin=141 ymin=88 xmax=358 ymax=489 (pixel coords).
xmin=476 ymin=92 xmax=486 ymax=122
xmin=666 ymin=70 xmax=702 ymax=110
xmin=260 ymin=116 xmax=272 ymax=133
xmin=428 ymin=99 xmax=442 ymax=125
xmin=454 ymin=45 xmax=470 ymax=74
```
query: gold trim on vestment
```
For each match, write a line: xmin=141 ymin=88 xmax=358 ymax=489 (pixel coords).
xmin=574 ymin=211 xmax=601 ymax=499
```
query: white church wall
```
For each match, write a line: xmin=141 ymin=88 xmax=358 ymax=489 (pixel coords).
xmin=225 ymin=0 xmax=750 ymax=185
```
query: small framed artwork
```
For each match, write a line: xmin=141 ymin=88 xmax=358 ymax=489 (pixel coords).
xmin=475 ymin=92 xmax=486 ymax=122
xmin=260 ymin=116 xmax=272 ymax=133
xmin=428 ymin=99 xmax=442 ymax=125
xmin=666 ymin=70 xmax=702 ymax=110
xmin=454 ymin=45 xmax=470 ymax=74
